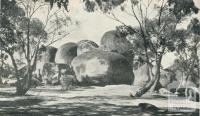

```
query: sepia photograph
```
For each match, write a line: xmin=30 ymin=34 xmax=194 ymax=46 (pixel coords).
xmin=0 ymin=0 xmax=199 ymax=115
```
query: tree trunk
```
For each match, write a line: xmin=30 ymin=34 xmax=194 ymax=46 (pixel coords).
xmin=8 ymin=52 xmax=31 ymax=96
xmin=15 ymin=67 xmax=33 ymax=96
xmin=197 ymin=57 xmax=199 ymax=78
xmin=0 ymin=50 xmax=4 ymax=84
xmin=134 ymin=63 xmax=154 ymax=97
xmin=194 ymin=47 xmax=199 ymax=77
xmin=149 ymin=55 xmax=162 ymax=92
xmin=16 ymin=82 xmax=29 ymax=96
xmin=134 ymin=54 xmax=162 ymax=97
xmin=0 ymin=77 xmax=2 ymax=84
xmin=0 ymin=68 xmax=3 ymax=84
xmin=15 ymin=17 xmax=33 ymax=96
xmin=15 ymin=72 xmax=33 ymax=96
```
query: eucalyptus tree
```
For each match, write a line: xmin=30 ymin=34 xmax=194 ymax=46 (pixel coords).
xmin=0 ymin=0 xmax=71 ymax=95
xmin=175 ymin=18 xmax=200 ymax=87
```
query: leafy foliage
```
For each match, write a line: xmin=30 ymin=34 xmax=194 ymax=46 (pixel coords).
xmin=1 ymin=1 xmax=47 ymax=56
xmin=83 ymin=0 xmax=125 ymax=12
xmin=16 ymin=18 xmax=47 ymax=42
xmin=45 ymin=0 xmax=69 ymax=11
xmin=0 ymin=0 xmax=20 ymax=53
xmin=188 ymin=18 xmax=200 ymax=36
xmin=116 ymin=25 xmax=136 ymax=37
xmin=0 ymin=0 xmax=52 ymax=95
xmin=1 ymin=0 xmax=25 ymax=22
xmin=168 ymin=0 xmax=199 ymax=20
xmin=173 ymin=29 xmax=188 ymax=54
xmin=174 ymin=18 xmax=200 ymax=86
xmin=45 ymin=0 xmax=125 ymax=12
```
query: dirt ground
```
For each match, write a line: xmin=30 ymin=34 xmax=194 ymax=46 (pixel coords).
xmin=0 ymin=85 xmax=199 ymax=116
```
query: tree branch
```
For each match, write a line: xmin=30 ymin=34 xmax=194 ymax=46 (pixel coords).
xmin=158 ymin=0 xmax=167 ymax=26
xmin=8 ymin=52 xmax=20 ymax=85
xmin=131 ymin=4 xmax=143 ymax=32
xmin=30 ymin=3 xmax=48 ymax=18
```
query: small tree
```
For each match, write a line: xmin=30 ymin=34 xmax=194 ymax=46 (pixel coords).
xmin=187 ymin=18 xmax=200 ymax=81
xmin=0 ymin=0 xmax=46 ymax=95
xmin=0 ymin=0 xmax=71 ymax=95
xmin=175 ymin=18 xmax=200 ymax=87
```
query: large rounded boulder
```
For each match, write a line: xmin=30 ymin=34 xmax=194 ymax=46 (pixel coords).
xmin=55 ymin=42 xmax=77 ymax=64
xmin=71 ymin=50 xmax=134 ymax=86
xmin=77 ymin=40 xmax=99 ymax=55
xmin=100 ymin=30 xmax=133 ymax=65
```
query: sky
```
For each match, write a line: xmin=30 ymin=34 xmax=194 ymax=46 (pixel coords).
xmin=18 ymin=0 xmax=200 ymax=68
xmin=32 ymin=0 xmax=200 ymax=48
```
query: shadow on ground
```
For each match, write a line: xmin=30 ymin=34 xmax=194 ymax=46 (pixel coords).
xmin=0 ymin=94 xmax=199 ymax=116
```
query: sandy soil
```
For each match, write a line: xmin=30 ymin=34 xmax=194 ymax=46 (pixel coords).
xmin=0 ymin=85 xmax=199 ymax=116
